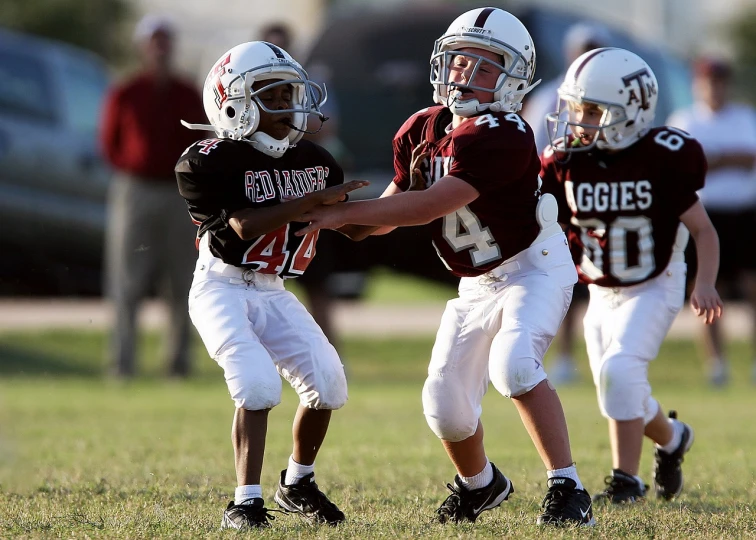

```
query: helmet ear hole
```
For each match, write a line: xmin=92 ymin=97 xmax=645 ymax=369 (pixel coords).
xmin=516 ymin=83 xmax=525 ymax=91
xmin=225 ymin=107 xmax=236 ymax=119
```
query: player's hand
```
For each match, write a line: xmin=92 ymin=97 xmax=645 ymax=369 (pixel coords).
xmin=313 ymin=180 xmax=370 ymax=206
xmin=294 ymin=205 xmax=346 ymax=236
xmin=689 ymin=284 xmax=723 ymax=324
xmin=409 ymin=140 xmax=429 ymax=191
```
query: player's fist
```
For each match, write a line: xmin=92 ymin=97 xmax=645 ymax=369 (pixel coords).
xmin=690 ymin=284 xmax=723 ymax=325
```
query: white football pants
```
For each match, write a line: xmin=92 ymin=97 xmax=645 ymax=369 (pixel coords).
xmin=584 ymin=261 xmax=686 ymax=423
xmin=423 ymin=233 xmax=578 ymax=442
xmin=188 ymin=239 xmax=347 ymax=411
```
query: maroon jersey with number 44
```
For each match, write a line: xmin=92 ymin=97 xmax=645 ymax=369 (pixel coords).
xmin=393 ymin=105 xmax=541 ymax=277
xmin=540 ymin=126 xmax=707 ymax=287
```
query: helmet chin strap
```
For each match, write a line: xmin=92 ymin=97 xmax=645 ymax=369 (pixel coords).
xmin=248 ymin=132 xmax=289 ymax=158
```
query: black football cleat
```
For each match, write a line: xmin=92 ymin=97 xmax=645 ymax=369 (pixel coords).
xmin=592 ymin=469 xmax=647 ymax=504
xmin=653 ymin=410 xmax=695 ymax=500
xmin=274 ymin=470 xmax=345 ymax=525
xmin=537 ymin=477 xmax=595 ymax=526
xmin=220 ymin=498 xmax=275 ymax=529
xmin=435 ymin=462 xmax=514 ymax=524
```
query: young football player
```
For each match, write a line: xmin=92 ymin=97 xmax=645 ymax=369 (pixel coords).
xmin=175 ymin=41 xmax=367 ymax=529
xmin=540 ymin=47 xmax=722 ymax=503
xmin=294 ymin=7 xmax=594 ymax=526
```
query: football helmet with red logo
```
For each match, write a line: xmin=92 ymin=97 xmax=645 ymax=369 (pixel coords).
xmin=430 ymin=7 xmax=539 ymax=117
xmin=546 ymin=47 xmax=658 ymax=153
xmin=182 ymin=41 xmax=327 ymax=157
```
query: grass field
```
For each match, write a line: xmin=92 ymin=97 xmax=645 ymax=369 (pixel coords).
xmin=0 ymin=330 xmax=755 ymax=539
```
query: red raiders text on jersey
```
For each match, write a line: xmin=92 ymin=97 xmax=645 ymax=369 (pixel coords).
xmin=175 ymin=138 xmax=344 ymax=278
xmin=392 ymin=106 xmax=541 ymax=277
xmin=540 ymin=127 xmax=707 ymax=287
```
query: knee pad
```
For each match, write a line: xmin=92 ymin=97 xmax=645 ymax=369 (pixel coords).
xmin=595 ymin=354 xmax=656 ymax=422
xmin=296 ymin=365 xmax=348 ymax=410
xmin=422 ymin=375 xmax=479 ymax=442
xmin=218 ymin=343 xmax=283 ymax=411
xmin=489 ymin=326 xmax=548 ymax=398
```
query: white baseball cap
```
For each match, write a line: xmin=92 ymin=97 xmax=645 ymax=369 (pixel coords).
xmin=133 ymin=14 xmax=175 ymax=43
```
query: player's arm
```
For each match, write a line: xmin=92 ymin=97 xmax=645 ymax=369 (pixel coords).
xmin=336 ymin=182 xmax=404 ymax=241
xmin=680 ymin=201 xmax=723 ymax=324
xmin=295 ymin=176 xmax=478 ymax=236
xmin=229 ymin=180 xmax=368 ymax=240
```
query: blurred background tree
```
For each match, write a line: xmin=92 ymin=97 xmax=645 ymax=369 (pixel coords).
xmin=0 ymin=0 xmax=132 ymax=63
xmin=727 ymin=6 xmax=756 ymax=104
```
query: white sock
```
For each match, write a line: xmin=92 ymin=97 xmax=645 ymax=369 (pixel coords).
xmin=547 ymin=465 xmax=584 ymax=491
xmin=459 ymin=459 xmax=493 ymax=491
xmin=284 ymin=455 xmax=315 ymax=485
xmin=234 ymin=484 xmax=262 ymax=505
xmin=657 ymin=419 xmax=683 ymax=453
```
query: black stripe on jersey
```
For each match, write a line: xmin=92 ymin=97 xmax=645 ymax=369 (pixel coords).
xmin=265 ymin=42 xmax=286 ymax=59
xmin=574 ymin=47 xmax=616 ymax=79
xmin=474 ymin=7 xmax=495 ymax=28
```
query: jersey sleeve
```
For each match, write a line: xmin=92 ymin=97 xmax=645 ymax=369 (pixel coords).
xmin=391 ymin=107 xmax=435 ymax=191
xmin=175 ymin=142 xmax=248 ymax=226
xmin=448 ymin=116 xmax=536 ymax=195
xmin=662 ymin=134 xmax=708 ymax=217
xmin=539 ymin=148 xmax=573 ymax=225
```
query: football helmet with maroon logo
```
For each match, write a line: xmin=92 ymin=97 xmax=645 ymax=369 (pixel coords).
xmin=546 ymin=47 xmax=659 ymax=153
xmin=430 ymin=7 xmax=539 ymax=117
xmin=182 ymin=41 xmax=327 ymax=157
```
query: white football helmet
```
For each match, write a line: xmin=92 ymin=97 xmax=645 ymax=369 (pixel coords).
xmin=182 ymin=41 xmax=327 ymax=158
xmin=546 ymin=47 xmax=658 ymax=153
xmin=430 ymin=7 xmax=539 ymax=117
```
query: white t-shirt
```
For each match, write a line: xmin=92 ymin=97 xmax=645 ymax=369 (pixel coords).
xmin=521 ymin=77 xmax=563 ymax=157
xmin=667 ymin=102 xmax=756 ymax=211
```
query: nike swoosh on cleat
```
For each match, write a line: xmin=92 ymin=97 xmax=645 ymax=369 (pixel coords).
xmin=580 ymin=507 xmax=591 ymax=519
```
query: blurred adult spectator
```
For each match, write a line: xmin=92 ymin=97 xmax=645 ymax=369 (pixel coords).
xmin=667 ymin=56 xmax=756 ymax=386
xmin=99 ymin=14 xmax=205 ymax=378
xmin=259 ymin=22 xmax=294 ymax=53
xmin=522 ymin=21 xmax=611 ymax=385
xmin=258 ymin=21 xmax=351 ymax=351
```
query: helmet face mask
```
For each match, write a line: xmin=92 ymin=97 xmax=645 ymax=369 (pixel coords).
xmin=546 ymin=97 xmax=628 ymax=153
xmin=195 ymin=41 xmax=328 ymax=156
xmin=546 ymin=47 xmax=658 ymax=154
xmin=429 ymin=8 xmax=538 ymax=117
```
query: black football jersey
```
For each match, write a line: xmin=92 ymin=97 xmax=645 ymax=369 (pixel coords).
xmin=175 ymin=137 xmax=344 ymax=278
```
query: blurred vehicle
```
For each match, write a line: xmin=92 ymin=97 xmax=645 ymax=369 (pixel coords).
xmin=302 ymin=3 xmax=695 ymax=295
xmin=0 ymin=5 xmax=693 ymax=298
xmin=0 ymin=29 xmax=110 ymax=295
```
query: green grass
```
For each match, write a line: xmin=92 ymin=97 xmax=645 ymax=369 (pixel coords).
xmin=0 ymin=331 xmax=755 ymax=538
xmin=286 ymin=268 xmax=457 ymax=304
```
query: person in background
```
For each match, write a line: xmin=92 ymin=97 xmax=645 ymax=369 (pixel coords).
xmin=521 ymin=21 xmax=612 ymax=385
xmin=100 ymin=14 xmax=206 ymax=378
xmin=667 ymin=56 xmax=756 ymax=386
xmin=260 ymin=21 xmax=350 ymax=351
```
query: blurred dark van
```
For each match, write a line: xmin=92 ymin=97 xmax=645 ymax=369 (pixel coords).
xmin=303 ymin=4 xmax=694 ymax=294
xmin=0 ymin=29 xmax=111 ymax=294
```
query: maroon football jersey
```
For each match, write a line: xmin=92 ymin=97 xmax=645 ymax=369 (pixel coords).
xmin=176 ymin=138 xmax=343 ymax=278
xmin=540 ymin=126 xmax=707 ymax=287
xmin=392 ymin=105 xmax=540 ymax=277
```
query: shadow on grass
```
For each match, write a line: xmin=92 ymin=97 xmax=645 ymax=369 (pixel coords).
xmin=0 ymin=343 xmax=101 ymax=377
